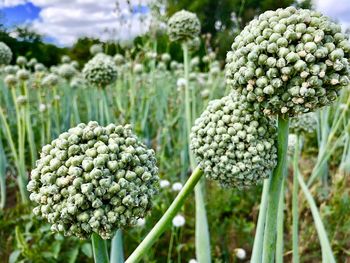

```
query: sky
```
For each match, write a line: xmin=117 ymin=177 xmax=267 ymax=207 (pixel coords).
xmin=1 ymin=0 xmax=350 ymax=46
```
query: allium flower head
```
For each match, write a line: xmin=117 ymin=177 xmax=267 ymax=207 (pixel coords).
xmin=58 ymin=64 xmax=76 ymax=79
xmin=160 ymin=179 xmax=170 ymax=188
xmin=41 ymin=73 xmax=59 ymax=87
xmin=16 ymin=69 xmax=30 ymax=81
xmin=90 ymin=44 xmax=103 ymax=55
xmin=234 ymin=248 xmax=247 ymax=260
xmin=0 ymin=42 xmax=12 ymax=65
xmin=167 ymin=10 xmax=201 ymax=42
xmin=172 ymin=182 xmax=183 ymax=192
xmin=83 ymin=54 xmax=118 ymax=87
xmin=35 ymin=63 xmax=46 ymax=72
xmin=114 ymin=54 xmax=124 ymax=65
xmin=61 ymin=55 xmax=71 ymax=64
xmin=226 ymin=7 xmax=350 ymax=116
xmin=16 ymin=56 xmax=27 ymax=66
xmin=191 ymin=92 xmax=277 ymax=188
xmin=4 ymin=74 xmax=17 ymax=87
xmin=290 ymin=112 xmax=317 ymax=134
xmin=172 ymin=214 xmax=185 ymax=227
xmin=27 ymin=121 xmax=159 ymax=239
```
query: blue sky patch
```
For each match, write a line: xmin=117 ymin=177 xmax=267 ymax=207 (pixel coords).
xmin=1 ymin=2 xmax=40 ymax=27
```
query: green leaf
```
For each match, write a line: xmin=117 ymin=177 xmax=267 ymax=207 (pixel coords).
xmin=9 ymin=250 xmax=21 ymax=263
xmin=82 ymin=243 xmax=93 ymax=258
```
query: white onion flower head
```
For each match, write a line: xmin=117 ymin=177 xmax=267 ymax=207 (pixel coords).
xmin=0 ymin=42 xmax=12 ymax=65
xmin=172 ymin=182 xmax=183 ymax=192
xmin=160 ymin=179 xmax=170 ymax=188
xmin=226 ymin=7 xmax=350 ymax=116
xmin=133 ymin=63 xmax=144 ymax=74
xmin=35 ymin=63 xmax=46 ymax=72
xmin=189 ymin=259 xmax=198 ymax=263
xmin=59 ymin=64 xmax=76 ymax=79
xmin=39 ymin=103 xmax=47 ymax=113
xmin=4 ymin=65 xmax=17 ymax=74
xmin=16 ymin=56 xmax=27 ymax=66
xmin=114 ymin=54 xmax=124 ymax=65
xmin=82 ymin=54 xmax=118 ymax=87
xmin=191 ymin=92 xmax=278 ymax=188
xmin=177 ymin=78 xmax=187 ymax=89
xmin=27 ymin=121 xmax=159 ymax=239
xmin=41 ymin=73 xmax=59 ymax=87
xmin=136 ymin=218 xmax=146 ymax=227
xmin=161 ymin=53 xmax=171 ymax=63
xmin=4 ymin=74 xmax=17 ymax=87
xmin=16 ymin=69 xmax=30 ymax=81
xmin=61 ymin=55 xmax=71 ymax=64
xmin=27 ymin=58 xmax=38 ymax=68
xmin=90 ymin=44 xmax=103 ymax=55
xmin=172 ymin=214 xmax=185 ymax=227
xmin=167 ymin=10 xmax=201 ymax=42
xmin=234 ymin=248 xmax=246 ymax=260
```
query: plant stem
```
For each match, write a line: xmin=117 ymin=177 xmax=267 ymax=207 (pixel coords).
xmin=183 ymin=42 xmax=211 ymax=263
xmin=125 ymin=167 xmax=204 ymax=263
xmin=110 ymin=229 xmax=124 ymax=263
xmin=275 ymin=178 xmax=285 ymax=263
xmin=91 ymin=233 xmax=109 ymax=263
xmin=262 ymin=116 xmax=289 ymax=263
xmin=251 ymin=178 xmax=270 ymax=263
xmin=292 ymin=135 xmax=300 ymax=263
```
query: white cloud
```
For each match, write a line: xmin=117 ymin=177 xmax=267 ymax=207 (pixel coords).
xmin=0 ymin=0 xmax=27 ymax=7
xmin=314 ymin=0 xmax=350 ymax=30
xmin=3 ymin=0 xmax=154 ymax=45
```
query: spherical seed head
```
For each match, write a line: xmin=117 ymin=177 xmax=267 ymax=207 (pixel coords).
xmin=35 ymin=63 xmax=46 ymax=72
xmin=225 ymin=7 xmax=350 ymax=116
xmin=90 ymin=44 xmax=103 ymax=55
xmin=61 ymin=55 xmax=71 ymax=64
xmin=41 ymin=73 xmax=59 ymax=87
xmin=27 ymin=121 xmax=159 ymax=239
xmin=114 ymin=54 xmax=124 ymax=65
xmin=4 ymin=74 xmax=18 ymax=87
xmin=58 ymin=64 xmax=76 ymax=79
xmin=190 ymin=92 xmax=278 ymax=188
xmin=16 ymin=56 xmax=27 ymax=66
xmin=82 ymin=54 xmax=118 ymax=87
xmin=16 ymin=69 xmax=30 ymax=81
xmin=167 ymin=10 xmax=201 ymax=42
xmin=290 ymin=112 xmax=317 ymax=134
xmin=0 ymin=42 xmax=12 ymax=65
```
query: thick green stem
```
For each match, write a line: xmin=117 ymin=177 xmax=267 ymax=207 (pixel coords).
xmin=125 ymin=167 xmax=204 ymax=263
xmin=91 ymin=233 xmax=109 ymax=263
xmin=292 ymin=135 xmax=300 ymax=263
xmin=183 ymin=42 xmax=211 ymax=263
xmin=251 ymin=178 xmax=271 ymax=263
xmin=110 ymin=229 xmax=124 ymax=263
xmin=275 ymin=178 xmax=285 ymax=263
xmin=262 ymin=116 xmax=289 ymax=263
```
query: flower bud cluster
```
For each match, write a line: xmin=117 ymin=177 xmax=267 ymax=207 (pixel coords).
xmin=27 ymin=121 xmax=159 ymax=239
xmin=225 ymin=7 xmax=350 ymax=116
xmin=82 ymin=54 xmax=118 ymax=87
xmin=90 ymin=44 xmax=103 ymax=55
xmin=191 ymin=93 xmax=277 ymax=188
xmin=58 ymin=64 xmax=77 ymax=79
xmin=290 ymin=112 xmax=317 ymax=134
xmin=167 ymin=10 xmax=201 ymax=42
xmin=0 ymin=42 xmax=12 ymax=65
xmin=41 ymin=73 xmax=59 ymax=87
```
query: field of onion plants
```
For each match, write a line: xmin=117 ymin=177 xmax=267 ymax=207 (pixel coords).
xmin=1 ymin=6 xmax=350 ymax=263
